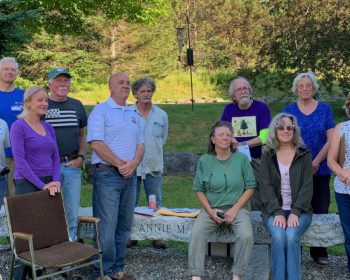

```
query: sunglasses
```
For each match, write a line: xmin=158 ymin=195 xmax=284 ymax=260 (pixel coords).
xmin=276 ymin=125 xmax=295 ymax=131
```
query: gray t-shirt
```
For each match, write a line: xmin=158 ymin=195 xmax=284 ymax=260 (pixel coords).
xmin=45 ymin=97 xmax=87 ymax=156
xmin=0 ymin=119 xmax=10 ymax=171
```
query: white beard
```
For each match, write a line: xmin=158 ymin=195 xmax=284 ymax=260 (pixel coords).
xmin=238 ymin=97 xmax=250 ymax=106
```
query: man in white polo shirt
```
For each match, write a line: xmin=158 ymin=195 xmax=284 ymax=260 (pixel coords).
xmin=87 ymin=72 xmax=144 ymax=280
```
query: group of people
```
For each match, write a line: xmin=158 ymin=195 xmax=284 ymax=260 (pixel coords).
xmin=0 ymin=58 xmax=168 ymax=280
xmin=189 ymin=73 xmax=347 ymax=280
xmin=1 ymin=55 xmax=350 ymax=280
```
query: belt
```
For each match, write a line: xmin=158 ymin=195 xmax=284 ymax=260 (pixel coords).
xmin=60 ymin=155 xmax=79 ymax=163
xmin=94 ymin=163 xmax=115 ymax=170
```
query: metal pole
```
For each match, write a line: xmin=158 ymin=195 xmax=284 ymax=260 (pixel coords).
xmin=186 ymin=14 xmax=194 ymax=111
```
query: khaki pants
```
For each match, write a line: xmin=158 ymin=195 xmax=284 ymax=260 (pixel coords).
xmin=5 ymin=157 xmax=15 ymax=197
xmin=188 ymin=208 xmax=254 ymax=277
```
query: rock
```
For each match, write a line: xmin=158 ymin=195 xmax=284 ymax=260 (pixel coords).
xmin=194 ymin=98 xmax=206 ymax=103
xmin=176 ymin=98 xmax=191 ymax=104
xmin=163 ymin=152 xmax=200 ymax=176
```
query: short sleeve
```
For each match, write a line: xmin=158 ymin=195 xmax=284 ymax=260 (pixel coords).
xmin=258 ymin=103 xmax=271 ymax=132
xmin=87 ymin=106 xmax=105 ymax=142
xmin=193 ymin=158 xmax=205 ymax=192
xmin=324 ymin=104 xmax=335 ymax=130
xmin=78 ymin=100 xmax=88 ymax=128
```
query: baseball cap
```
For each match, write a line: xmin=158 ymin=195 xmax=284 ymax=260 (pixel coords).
xmin=48 ymin=67 xmax=72 ymax=80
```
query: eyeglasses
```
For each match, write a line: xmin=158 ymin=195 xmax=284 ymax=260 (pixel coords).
xmin=234 ymin=87 xmax=249 ymax=93
xmin=276 ymin=125 xmax=295 ymax=131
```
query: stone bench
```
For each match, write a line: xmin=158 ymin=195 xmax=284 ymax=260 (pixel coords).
xmin=76 ymin=209 xmax=344 ymax=247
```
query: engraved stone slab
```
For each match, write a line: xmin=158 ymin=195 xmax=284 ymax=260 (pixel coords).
xmin=77 ymin=209 xmax=344 ymax=247
xmin=0 ymin=207 xmax=344 ymax=248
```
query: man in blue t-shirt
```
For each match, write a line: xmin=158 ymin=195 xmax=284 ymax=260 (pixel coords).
xmin=0 ymin=57 xmax=24 ymax=197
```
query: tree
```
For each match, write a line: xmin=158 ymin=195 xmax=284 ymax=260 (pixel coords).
xmin=1 ymin=0 xmax=167 ymax=57
xmin=18 ymin=0 xmax=167 ymax=34
xmin=16 ymin=2 xmax=176 ymax=84
xmin=174 ymin=0 xmax=271 ymax=70
xmin=261 ymin=0 xmax=350 ymax=92
xmin=0 ymin=0 xmax=39 ymax=56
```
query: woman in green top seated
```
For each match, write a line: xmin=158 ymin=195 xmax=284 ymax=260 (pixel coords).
xmin=188 ymin=121 xmax=256 ymax=280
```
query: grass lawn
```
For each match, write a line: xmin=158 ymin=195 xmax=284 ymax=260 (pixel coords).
xmin=86 ymin=100 xmax=347 ymax=154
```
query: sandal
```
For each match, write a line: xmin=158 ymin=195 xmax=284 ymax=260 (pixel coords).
xmin=315 ymin=257 xmax=329 ymax=265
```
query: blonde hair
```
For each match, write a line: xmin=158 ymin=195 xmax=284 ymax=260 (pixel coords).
xmin=18 ymin=86 xmax=48 ymax=119
xmin=265 ymin=113 xmax=305 ymax=152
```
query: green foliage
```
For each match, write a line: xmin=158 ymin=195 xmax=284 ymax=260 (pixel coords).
xmin=0 ymin=0 xmax=39 ymax=56
xmin=261 ymin=0 xmax=350 ymax=92
xmin=16 ymin=31 xmax=109 ymax=84
xmin=19 ymin=0 xmax=168 ymax=34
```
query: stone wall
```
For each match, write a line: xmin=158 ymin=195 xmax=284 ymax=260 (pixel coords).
xmin=85 ymin=152 xmax=200 ymax=180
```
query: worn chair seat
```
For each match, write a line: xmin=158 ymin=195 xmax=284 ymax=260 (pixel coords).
xmin=18 ymin=241 xmax=99 ymax=268
xmin=5 ymin=190 xmax=104 ymax=279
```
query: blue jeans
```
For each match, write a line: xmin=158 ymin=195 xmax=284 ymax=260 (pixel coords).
xmin=266 ymin=213 xmax=312 ymax=280
xmin=335 ymin=192 xmax=350 ymax=274
xmin=60 ymin=163 xmax=82 ymax=241
xmin=135 ymin=174 xmax=163 ymax=208
xmin=0 ymin=175 xmax=7 ymax=209
xmin=92 ymin=168 xmax=136 ymax=277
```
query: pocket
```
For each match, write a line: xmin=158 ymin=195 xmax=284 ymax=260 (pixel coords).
xmin=152 ymin=122 xmax=164 ymax=137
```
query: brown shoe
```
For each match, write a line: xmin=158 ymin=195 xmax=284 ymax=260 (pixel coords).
xmin=127 ymin=239 xmax=138 ymax=248
xmin=152 ymin=239 xmax=167 ymax=249
xmin=111 ymin=271 xmax=136 ymax=280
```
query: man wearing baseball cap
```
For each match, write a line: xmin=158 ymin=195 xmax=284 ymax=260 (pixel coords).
xmin=45 ymin=67 xmax=87 ymax=241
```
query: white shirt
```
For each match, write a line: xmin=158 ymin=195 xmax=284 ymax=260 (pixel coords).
xmin=278 ymin=161 xmax=292 ymax=211
xmin=0 ymin=119 xmax=10 ymax=172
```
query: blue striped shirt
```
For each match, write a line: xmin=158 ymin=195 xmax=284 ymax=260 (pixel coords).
xmin=87 ymin=97 xmax=144 ymax=163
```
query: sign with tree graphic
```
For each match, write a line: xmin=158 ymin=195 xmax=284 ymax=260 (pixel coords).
xmin=232 ymin=116 xmax=257 ymax=137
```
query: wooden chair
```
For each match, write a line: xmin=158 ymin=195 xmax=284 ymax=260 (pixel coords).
xmin=4 ymin=190 xmax=104 ymax=280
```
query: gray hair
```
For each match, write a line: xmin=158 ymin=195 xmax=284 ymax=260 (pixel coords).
xmin=0 ymin=57 xmax=19 ymax=72
xmin=131 ymin=77 xmax=156 ymax=95
xmin=292 ymin=72 xmax=320 ymax=95
xmin=265 ymin=113 xmax=304 ymax=152
xmin=18 ymin=86 xmax=48 ymax=119
xmin=228 ymin=77 xmax=253 ymax=98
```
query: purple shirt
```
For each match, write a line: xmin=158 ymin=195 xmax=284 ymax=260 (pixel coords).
xmin=221 ymin=99 xmax=271 ymax=158
xmin=10 ymin=119 xmax=60 ymax=189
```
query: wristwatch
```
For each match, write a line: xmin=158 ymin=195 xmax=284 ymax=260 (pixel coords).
xmin=77 ymin=155 xmax=85 ymax=160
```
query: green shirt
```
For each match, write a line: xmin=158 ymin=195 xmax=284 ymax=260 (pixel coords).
xmin=193 ymin=152 xmax=256 ymax=208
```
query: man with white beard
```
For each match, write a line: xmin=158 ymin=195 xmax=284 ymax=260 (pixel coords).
xmin=220 ymin=77 xmax=271 ymax=159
